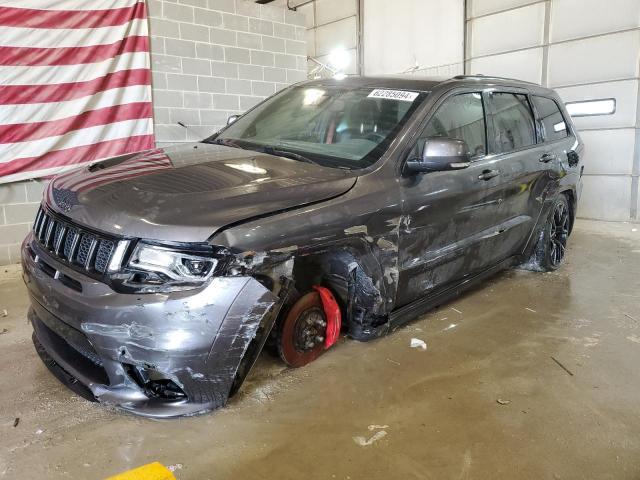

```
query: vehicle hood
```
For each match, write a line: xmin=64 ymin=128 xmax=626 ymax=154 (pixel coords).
xmin=45 ymin=143 xmax=357 ymax=242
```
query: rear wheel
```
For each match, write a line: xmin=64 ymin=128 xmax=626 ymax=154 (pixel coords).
xmin=277 ymin=291 xmax=327 ymax=368
xmin=532 ymin=194 xmax=571 ymax=271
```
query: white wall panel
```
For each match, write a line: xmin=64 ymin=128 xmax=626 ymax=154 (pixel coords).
xmin=469 ymin=47 xmax=543 ymax=83
xmin=556 ymin=80 xmax=638 ymax=130
xmin=547 ymin=31 xmax=640 ymax=87
xmin=578 ymin=129 xmax=636 ymax=175
xmin=470 ymin=2 xmax=545 ymax=56
xmin=315 ymin=16 xmax=357 ymax=56
xmin=363 ymin=0 xmax=463 ymax=75
xmin=550 ymin=0 xmax=640 ymax=43
xmin=314 ymin=0 xmax=357 ymax=26
xmin=468 ymin=0 xmax=540 ymax=18
xmin=579 ymin=176 xmax=632 ymax=220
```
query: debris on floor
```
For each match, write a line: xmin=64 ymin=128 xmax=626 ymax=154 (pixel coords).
xmin=1 ymin=309 xmax=7 ymax=317
xmin=353 ymin=430 xmax=387 ymax=447
xmin=167 ymin=464 xmax=183 ymax=473
xmin=368 ymin=424 xmax=389 ymax=431
xmin=496 ymin=399 xmax=511 ymax=405
xmin=525 ymin=307 xmax=537 ymax=313
xmin=551 ymin=356 xmax=574 ymax=376
xmin=410 ymin=338 xmax=427 ymax=350
xmin=105 ymin=462 xmax=176 ymax=480
xmin=0 ymin=328 xmax=8 ymax=335
xmin=13 ymin=417 xmax=19 ymax=427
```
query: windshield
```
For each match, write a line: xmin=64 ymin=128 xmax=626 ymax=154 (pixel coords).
xmin=206 ymin=85 xmax=427 ymax=169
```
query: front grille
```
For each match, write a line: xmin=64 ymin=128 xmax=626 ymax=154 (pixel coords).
xmin=32 ymin=206 xmax=116 ymax=274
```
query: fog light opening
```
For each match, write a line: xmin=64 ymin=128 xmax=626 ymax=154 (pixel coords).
xmin=123 ymin=364 xmax=187 ymax=401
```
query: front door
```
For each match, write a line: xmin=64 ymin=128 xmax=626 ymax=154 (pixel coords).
xmin=396 ymin=90 xmax=504 ymax=308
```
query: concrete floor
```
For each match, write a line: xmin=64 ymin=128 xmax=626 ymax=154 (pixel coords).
xmin=1 ymin=219 xmax=639 ymax=479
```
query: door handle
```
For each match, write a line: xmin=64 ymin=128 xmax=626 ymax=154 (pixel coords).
xmin=478 ymin=169 xmax=499 ymax=181
xmin=539 ymin=153 xmax=556 ymax=163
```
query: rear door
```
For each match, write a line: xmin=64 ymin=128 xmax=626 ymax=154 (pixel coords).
xmin=482 ymin=89 xmax=557 ymax=259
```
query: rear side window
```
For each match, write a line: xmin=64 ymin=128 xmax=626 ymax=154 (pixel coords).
xmin=415 ymin=92 xmax=487 ymax=158
xmin=489 ymin=92 xmax=536 ymax=153
xmin=532 ymin=96 xmax=568 ymax=142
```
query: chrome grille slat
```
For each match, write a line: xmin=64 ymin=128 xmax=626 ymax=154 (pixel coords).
xmin=31 ymin=206 xmax=118 ymax=275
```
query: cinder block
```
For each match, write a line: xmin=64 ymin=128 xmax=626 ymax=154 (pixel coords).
xmin=155 ymin=124 xmax=188 ymax=143
xmin=285 ymin=9 xmax=305 ymax=27
xmin=0 ymin=224 xmax=29 ymax=244
xmin=295 ymin=26 xmax=306 ymax=42
xmin=210 ymin=28 xmax=237 ymax=46
xmin=235 ymin=0 xmax=260 ymax=18
xmin=225 ymin=46 xmax=251 ymax=63
xmin=198 ymin=76 xmax=226 ymax=93
xmin=182 ymin=57 xmax=212 ymax=75
xmin=169 ymin=108 xmax=201 ymax=125
xmin=212 ymin=61 xmax=239 ymax=78
xmin=252 ymin=80 xmax=276 ymax=96
xmin=154 ymin=90 xmax=184 ymax=107
xmin=212 ymin=94 xmax=240 ymax=110
xmin=180 ymin=0 xmax=207 ymax=7
xmin=147 ymin=0 xmax=162 ymax=17
xmin=223 ymin=13 xmax=249 ymax=31
xmin=0 ymin=245 xmax=10 ymax=266
xmin=275 ymin=82 xmax=288 ymax=92
xmin=25 ymin=181 xmax=45 ymax=203
xmin=180 ymin=23 xmax=209 ymax=41
xmin=150 ymin=19 xmax=180 ymax=38
xmin=226 ymin=78 xmax=252 ymax=95
xmin=184 ymin=92 xmax=213 ymax=109
xmin=8 ymin=243 xmax=22 ymax=265
xmin=286 ymin=69 xmax=306 ymax=82
xmin=250 ymin=50 xmax=274 ymax=66
xmin=273 ymin=22 xmax=295 ymax=40
xmin=240 ymin=95 xmax=263 ymax=110
xmin=249 ymin=18 xmax=273 ymax=36
xmin=200 ymin=109 xmax=230 ymax=125
xmin=261 ymin=3 xmax=284 ymax=23
xmin=4 ymin=204 xmax=39 ymax=225
xmin=286 ymin=39 xmax=306 ymax=55
xmin=153 ymin=106 xmax=172 ymax=124
xmin=149 ymin=36 xmax=165 ymax=54
xmin=237 ymin=32 xmax=262 ymax=49
xmin=194 ymin=8 xmax=223 ymax=26
xmin=296 ymin=55 xmax=307 ymax=70
xmin=208 ymin=0 xmax=235 ymax=13
xmin=274 ymin=53 xmax=297 ymax=69
xmin=196 ymin=42 xmax=224 ymax=60
xmin=165 ymin=38 xmax=196 ymax=57
xmin=263 ymin=66 xmax=286 ymax=82
xmin=238 ymin=64 xmax=263 ymax=80
xmin=152 ymin=71 xmax=167 ymax=89
xmin=164 ymin=2 xmax=194 ymax=23
xmin=0 ymin=183 xmax=27 ymax=205
xmin=152 ymin=54 xmax=182 ymax=73
xmin=262 ymin=36 xmax=285 ymax=53
xmin=167 ymin=73 xmax=199 ymax=91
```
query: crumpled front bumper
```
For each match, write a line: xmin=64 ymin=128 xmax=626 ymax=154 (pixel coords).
xmin=22 ymin=233 xmax=278 ymax=418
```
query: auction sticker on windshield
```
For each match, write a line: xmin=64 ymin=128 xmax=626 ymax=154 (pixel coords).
xmin=367 ymin=89 xmax=419 ymax=102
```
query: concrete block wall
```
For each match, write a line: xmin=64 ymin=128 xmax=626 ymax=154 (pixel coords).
xmin=147 ymin=0 xmax=308 ymax=146
xmin=0 ymin=0 xmax=307 ymax=265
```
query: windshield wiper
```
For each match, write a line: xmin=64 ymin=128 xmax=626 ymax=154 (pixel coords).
xmin=262 ymin=146 xmax=321 ymax=166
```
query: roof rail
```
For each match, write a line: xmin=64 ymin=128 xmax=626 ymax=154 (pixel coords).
xmin=452 ymin=74 xmax=540 ymax=86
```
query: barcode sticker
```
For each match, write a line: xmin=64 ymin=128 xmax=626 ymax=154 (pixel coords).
xmin=367 ymin=89 xmax=419 ymax=102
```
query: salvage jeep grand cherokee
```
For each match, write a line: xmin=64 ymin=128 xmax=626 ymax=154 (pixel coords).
xmin=23 ymin=75 xmax=583 ymax=417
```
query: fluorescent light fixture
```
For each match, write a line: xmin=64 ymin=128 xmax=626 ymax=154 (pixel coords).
xmin=327 ymin=48 xmax=350 ymax=71
xmin=565 ymin=98 xmax=616 ymax=117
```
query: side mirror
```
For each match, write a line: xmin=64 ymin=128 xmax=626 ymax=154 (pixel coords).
xmin=404 ymin=138 xmax=471 ymax=175
xmin=227 ymin=114 xmax=240 ymax=125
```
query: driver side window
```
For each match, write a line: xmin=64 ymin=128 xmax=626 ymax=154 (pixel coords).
xmin=412 ymin=92 xmax=487 ymax=159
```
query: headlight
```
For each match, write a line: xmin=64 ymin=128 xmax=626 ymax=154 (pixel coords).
xmin=120 ymin=242 xmax=220 ymax=293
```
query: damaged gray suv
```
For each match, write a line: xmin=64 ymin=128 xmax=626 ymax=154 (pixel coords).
xmin=23 ymin=75 xmax=583 ymax=417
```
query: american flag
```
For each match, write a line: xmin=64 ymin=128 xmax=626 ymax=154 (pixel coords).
xmin=0 ymin=0 xmax=155 ymax=184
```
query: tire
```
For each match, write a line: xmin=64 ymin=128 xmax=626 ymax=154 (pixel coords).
xmin=531 ymin=194 xmax=571 ymax=271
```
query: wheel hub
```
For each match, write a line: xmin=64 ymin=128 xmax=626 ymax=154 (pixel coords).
xmin=549 ymin=201 xmax=569 ymax=266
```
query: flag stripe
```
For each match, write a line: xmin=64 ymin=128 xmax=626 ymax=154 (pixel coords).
xmin=0 ymin=85 xmax=151 ymax=125
xmin=0 ymin=2 xmax=146 ymax=29
xmin=0 ymin=102 xmax=152 ymax=144
xmin=0 ymin=135 xmax=155 ymax=177
xmin=0 ymin=51 xmax=150 ymax=86
xmin=0 ymin=118 xmax=154 ymax=163
xmin=0 ymin=35 xmax=148 ymax=66
xmin=1 ymin=19 xmax=149 ymax=49
xmin=0 ymin=68 xmax=151 ymax=105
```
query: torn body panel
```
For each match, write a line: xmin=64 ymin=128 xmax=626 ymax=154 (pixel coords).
xmin=23 ymin=234 xmax=277 ymax=417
